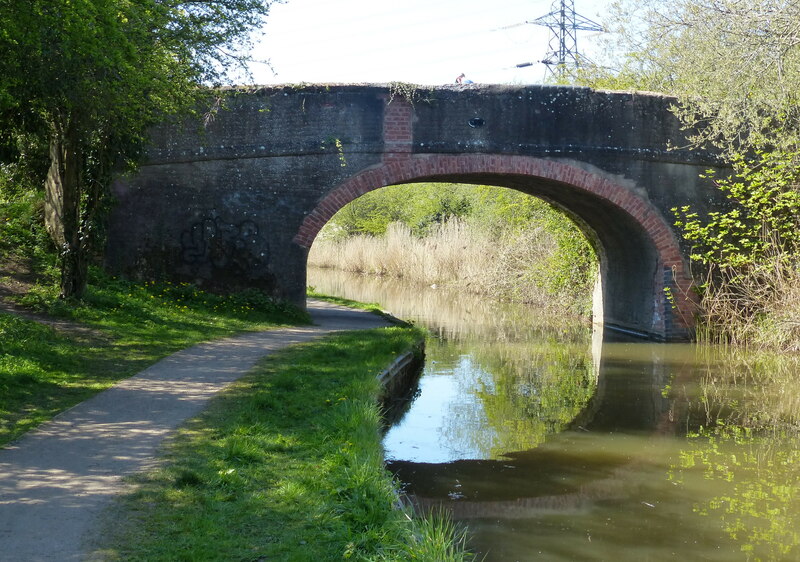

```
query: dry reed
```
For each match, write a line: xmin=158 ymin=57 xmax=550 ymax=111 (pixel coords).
xmin=697 ymin=252 xmax=800 ymax=352
xmin=309 ymin=219 xmax=583 ymax=311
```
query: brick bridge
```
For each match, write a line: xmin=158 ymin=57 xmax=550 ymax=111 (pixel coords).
xmin=107 ymin=84 xmax=723 ymax=341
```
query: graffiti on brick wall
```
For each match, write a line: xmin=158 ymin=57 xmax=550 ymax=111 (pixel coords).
xmin=180 ymin=215 xmax=265 ymax=274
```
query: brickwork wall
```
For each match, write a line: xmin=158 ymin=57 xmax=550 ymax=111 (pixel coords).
xmin=108 ymin=84 xmax=722 ymax=341
xmin=382 ymin=97 xmax=413 ymax=162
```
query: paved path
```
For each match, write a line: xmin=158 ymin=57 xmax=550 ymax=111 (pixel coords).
xmin=0 ymin=300 xmax=391 ymax=561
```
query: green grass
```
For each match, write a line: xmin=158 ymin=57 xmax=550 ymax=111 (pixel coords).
xmin=98 ymin=328 xmax=472 ymax=561
xmin=0 ymin=273 xmax=308 ymax=446
xmin=0 ymin=188 xmax=53 ymax=265
xmin=2 ymin=184 xmax=469 ymax=558
xmin=308 ymin=287 xmax=384 ymax=313
xmin=307 ymin=288 xmax=411 ymax=327
xmin=1 ymin=187 xmax=310 ymax=445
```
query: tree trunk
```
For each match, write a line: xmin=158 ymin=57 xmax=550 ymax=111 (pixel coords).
xmin=44 ymin=120 xmax=88 ymax=299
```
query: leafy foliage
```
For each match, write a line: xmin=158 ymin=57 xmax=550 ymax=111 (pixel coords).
xmin=0 ymin=177 xmax=53 ymax=266
xmin=583 ymin=1 xmax=800 ymax=348
xmin=323 ymin=183 xmax=474 ymax=238
xmin=0 ymin=0 xmax=272 ymax=298
xmin=588 ymin=0 xmax=800 ymax=152
xmin=674 ymin=150 xmax=800 ymax=270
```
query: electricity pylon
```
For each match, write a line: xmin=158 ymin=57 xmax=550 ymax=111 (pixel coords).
xmin=531 ymin=0 xmax=603 ymax=81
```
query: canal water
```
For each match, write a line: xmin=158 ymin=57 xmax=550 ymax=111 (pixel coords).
xmin=309 ymin=267 xmax=800 ymax=561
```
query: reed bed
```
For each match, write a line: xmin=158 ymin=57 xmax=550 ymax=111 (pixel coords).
xmin=696 ymin=253 xmax=800 ymax=352
xmin=309 ymin=219 xmax=591 ymax=313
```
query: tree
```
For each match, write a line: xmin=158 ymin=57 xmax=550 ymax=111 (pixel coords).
xmin=0 ymin=0 xmax=272 ymax=298
xmin=587 ymin=1 xmax=800 ymax=150
xmin=581 ymin=1 xmax=800 ymax=347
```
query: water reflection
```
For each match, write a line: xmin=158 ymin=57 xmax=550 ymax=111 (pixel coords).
xmin=667 ymin=350 xmax=800 ymax=561
xmin=308 ymin=267 xmax=800 ymax=561
xmin=311 ymin=268 xmax=596 ymax=462
xmin=309 ymin=267 xmax=591 ymax=345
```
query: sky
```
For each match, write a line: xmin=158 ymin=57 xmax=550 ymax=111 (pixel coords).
xmin=244 ymin=0 xmax=614 ymax=86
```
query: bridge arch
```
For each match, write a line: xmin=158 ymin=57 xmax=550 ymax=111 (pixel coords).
xmin=106 ymin=85 xmax=719 ymax=341
xmin=295 ymin=154 xmax=694 ymax=340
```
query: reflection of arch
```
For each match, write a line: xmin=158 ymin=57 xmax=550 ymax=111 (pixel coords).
xmin=294 ymin=154 xmax=694 ymax=340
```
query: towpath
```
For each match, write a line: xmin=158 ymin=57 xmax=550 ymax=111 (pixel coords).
xmin=0 ymin=300 xmax=391 ymax=561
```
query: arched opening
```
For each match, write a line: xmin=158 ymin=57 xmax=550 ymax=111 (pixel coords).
xmin=307 ymin=181 xmax=596 ymax=317
xmin=295 ymin=154 xmax=693 ymax=341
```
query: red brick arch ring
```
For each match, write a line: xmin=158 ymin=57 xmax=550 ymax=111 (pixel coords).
xmin=293 ymin=154 xmax=695 ymax=329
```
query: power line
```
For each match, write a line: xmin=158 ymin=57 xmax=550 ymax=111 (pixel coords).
xmin=248 ymin=0 xmax=601 ymax=84
xmin=524 ymin=0 xmax=604 ymax=80
xmin=253 ymin=5 xmax=541 ymax=83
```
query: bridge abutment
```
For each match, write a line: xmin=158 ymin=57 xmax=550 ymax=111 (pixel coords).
xmin=107 ymin=84 xmax=721 ymax=341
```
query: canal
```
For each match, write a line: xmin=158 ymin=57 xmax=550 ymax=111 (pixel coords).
xmin=309 ymin=267 xmax=800 ymax=561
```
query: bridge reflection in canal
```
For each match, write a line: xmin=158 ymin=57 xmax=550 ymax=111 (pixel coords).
xmin=308 ymin=267 xmax=800 ymax=561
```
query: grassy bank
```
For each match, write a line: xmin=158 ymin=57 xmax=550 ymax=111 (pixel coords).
xmin=97 ymin=328 xmax=472 ymax=561
xmin=2 ymin=182 xmax=471 ymax=558
xmin=310 ymin=219 xmax=595 ymax=315
xmin=0 ymin=275 xmax=307 ymax=446
xmin=0 ymin=186 xmax=311 ymax=444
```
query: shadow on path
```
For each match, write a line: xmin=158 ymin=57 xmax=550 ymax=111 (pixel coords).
xmin=0 ymin=300 xmax=389 ymax=561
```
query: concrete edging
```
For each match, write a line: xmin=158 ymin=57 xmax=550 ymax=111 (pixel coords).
xmin=377 ymin=338 xmax=425 ymax=401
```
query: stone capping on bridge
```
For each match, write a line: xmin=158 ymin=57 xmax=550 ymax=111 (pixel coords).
xmin=293 ymin=154 xmax=696 ymax=330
